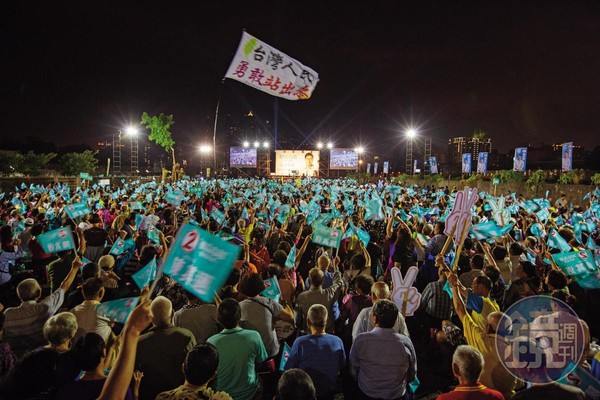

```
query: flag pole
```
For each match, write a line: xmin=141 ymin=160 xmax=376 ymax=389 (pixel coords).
xmin=212 ymin=80 xmax=225 ymax=174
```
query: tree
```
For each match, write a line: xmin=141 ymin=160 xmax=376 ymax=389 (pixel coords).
xmin=12 ymin=151 xmax=57 ymax=176
xmin=473 ymin=129 xmax=486 ymax=139
xmin=141 ymin=112 xmax=177 ymax=181
xmin=59 ymin=150 xmax=99 ymax=176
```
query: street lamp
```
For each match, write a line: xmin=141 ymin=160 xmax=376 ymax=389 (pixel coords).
xmin=199 ymin=144 xmax=212 ymax=153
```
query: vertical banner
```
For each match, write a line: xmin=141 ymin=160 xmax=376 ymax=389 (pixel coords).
xmin=225 ymin=32 xmax=319 ymax=100
xmin=429 ymin=157 xmax=438 ymax=174
xmin=366 ymin=163 xmax=371 ymax=174
xmin=562 ymin=142 xmax=573 ymax=172
xmin=374 ymin=162 xmax=379 ymax=174
xmin=383 ymin=161 xmax=389 ymax=174
xmin=513 ymin=147 xmax=528 ymax=171
xmin=477 ymin=152 xmax=488 ymax=174
xmin=462 ymin=153 xmax=472 ymax=174
xmin=413 ymin=160 xmax=418 ymax=173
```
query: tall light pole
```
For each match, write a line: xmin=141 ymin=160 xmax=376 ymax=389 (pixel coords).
xmin=355 ymin=146 xmax=364 ymax=173
xmin=126 ymin=126 xmax=139 ymax=175
xmin=405 ymin=128 xmax=416 ymax=175
xmin=113 ymin=130 xmax=122 ymax=176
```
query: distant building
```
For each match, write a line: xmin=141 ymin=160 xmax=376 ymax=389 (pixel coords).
xmin=448 ymin=136 xmax=492 ymax=170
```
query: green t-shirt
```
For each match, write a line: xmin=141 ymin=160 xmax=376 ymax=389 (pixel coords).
xmin=207 ymin=327 xmax=267 ymax=400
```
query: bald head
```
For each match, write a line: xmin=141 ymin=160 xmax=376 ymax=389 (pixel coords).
xmin=150 ymin=296 xmax=173 ymax=326
xmin=371 ymin=282 xmax=390 ymax=301
xmin=487 ymin=311 xmax=504 ymax=334
xmin=308 ymin=267 xmax=324 ymax=288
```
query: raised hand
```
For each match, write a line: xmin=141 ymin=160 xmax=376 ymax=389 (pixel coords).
xmin=390 ymin=266 xmax=422 ymax=317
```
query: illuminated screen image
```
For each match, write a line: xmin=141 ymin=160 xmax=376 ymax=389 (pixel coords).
xmin=229 ymin=147 xmax=257 ymax=168
xmin=330 ymin=149 xmax=358 ymax=170
xmin=275 ymin=150 xmax=320 ymax=176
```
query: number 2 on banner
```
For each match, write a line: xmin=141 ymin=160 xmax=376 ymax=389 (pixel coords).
xmin=182 ymin=231 xmax=199 ymax=253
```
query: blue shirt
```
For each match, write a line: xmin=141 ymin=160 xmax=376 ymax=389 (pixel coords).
xmin=350 ymin=327 xmax=416 ymax=399
xmin=285 ymin=333 xmax=346 ymax=397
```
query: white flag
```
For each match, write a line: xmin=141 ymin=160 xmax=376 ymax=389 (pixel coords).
xmin=225 ymin=32 xmax=319 ymax=100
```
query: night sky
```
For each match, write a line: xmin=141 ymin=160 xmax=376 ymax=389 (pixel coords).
xmin=2 ymin=1 xmax=600 ymax=158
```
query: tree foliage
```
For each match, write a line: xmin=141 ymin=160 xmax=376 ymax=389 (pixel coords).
xmin=473 ymin=129 xmax=486 ymax=139
xmin=591 ymin=173 xmax=600 ymax=186
xmin=12 ymin=151 xmax=57 ymax=176
xmin=493 ymin=170 xmax=524 ymax=183
xmin=558 ymin=170 xmax=577 ymax=185
xmin=141 ymin=112 xmax=175 ymax=153
xmin=59 ymin=150 xmax=99 ymax=176
xmin=526 ymin=170 xmax=546 ymax=191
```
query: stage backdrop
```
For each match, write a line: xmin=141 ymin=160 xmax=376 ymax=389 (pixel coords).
xmin=330 ymin=149 xmax=358 ymax=170
xmin=230 ymin=147 xmax=257 ymax=168
xmin=275 ymin=150 xmax=320 ymax=176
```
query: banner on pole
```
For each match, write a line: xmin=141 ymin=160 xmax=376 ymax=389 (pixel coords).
xmin=462 ymin=153 xmax=472 ymax=174
xmin=477 ymin=152 xmax=488 ymax=174
xmin=225 ymin=32 xmax=319 ymax=101
xmin=513 ymin=147 xmax=528 ymax=171
xmin=562 ymin=142 xmax=573 ymax=172
xmin=162 ymin=223 xmax=240 ymax=303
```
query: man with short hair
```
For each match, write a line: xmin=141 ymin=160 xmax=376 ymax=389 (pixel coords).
xmin=352 ymin=282 xmax=409 ymax=340
xmin=155 ymin=343 xmax=233 ymax=400
xmin=207 ymin=298 xmax=267 ymax=400
xmin=69 ymin=277 xmax=112 ymax=341
xmin=276 ymin=369 xmax=317 ymax=400
xmin=304 ymin=255 xmax=340 ymax=322
xmin=136 ymin=296 xmax=197 ymax=400
xmin=436 ymin=345 xmax=504 ymax=400
xmin=3 ymin=256 xmax=81 ymax=357
xmin=84 ymin=213 xmax=108 ymax=263
xmin=286 ymin=304 xmax=346 ymax=399
xmin=350 ymin=299 xmax=417 ymax=400
xmin=296 ymin=260 xmax=342 ymax=334
xmin=173 ymin=290 xmax=220 ymax=344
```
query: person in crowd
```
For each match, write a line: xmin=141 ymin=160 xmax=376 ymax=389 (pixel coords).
xmin=352 ymin=281 xmax=409 ymax=339
xmin=84 ymin=214 xmax=108 ymax=263
xmin=276 ymin=369 xmax=317 ymax=400
xmin=296 ymin=259 xmax=342 ymax=334
xmin=416 ymin=265 xmax=452 ymax=330
xmin=436 ymin=345 xmax=504 ymax=400
xmin=155 ymin=343 xmax=233 ymax=400
xmin=207 ymin=298 xmax=267 ymax=400
xmin=57 ymin=332 xmax=138 ymax=400
xmin=238 ymin=272 xmax=292 ymax=360
xmin=173 ymin=290 xmax=220 ymax=344
xmin=70 ymin=277 xmax=113 ymax=341
xmin=286 ymin=304 xmax=346 ymax=399
xmin=3 ymin=256 xmax=81 ymax=357
xmin=338 ymin=274 xmax=373 ymax=346
xmin=447 ymin=270 xmax=516 ymax=399
xmin=42 ymin=312 xmax=78 ymax=354
xmin=350 ymin=299 xmax=417 ymax=400
xmin=135 ymin=296 xmax=196 ymax=400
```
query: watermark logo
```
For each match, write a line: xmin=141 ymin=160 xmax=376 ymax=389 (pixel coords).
xmin=495 ymin=295 xmax=586 ymax=384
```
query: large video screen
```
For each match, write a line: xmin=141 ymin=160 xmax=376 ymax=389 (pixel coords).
xmin=330 ymin=149 xmax=358 ymax=170
xmin=229 ymin=147 xmax=257 ymax=168
xmin=275 ymin=150 xmax=320 ymax=176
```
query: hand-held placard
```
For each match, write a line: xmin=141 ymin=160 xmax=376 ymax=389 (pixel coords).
xmin=390 ymin=266 xmax=421 ymax=317
xmin=444 ymin=187 xmax=478 ymax=270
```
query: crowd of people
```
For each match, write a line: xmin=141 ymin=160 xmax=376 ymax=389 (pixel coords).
xmin=0 ymin=176 xmax=598 ymax=400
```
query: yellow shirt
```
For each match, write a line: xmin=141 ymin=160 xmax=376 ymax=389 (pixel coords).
xmin=462 ymin=312 xmax=516 ymax=400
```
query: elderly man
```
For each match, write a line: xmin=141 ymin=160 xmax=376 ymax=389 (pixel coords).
xmin=352 ymin=282 xmax=409 ymax=340
xmin=3 ymin=256 xmax=81 ymax=357
xmin=436 ymin=345 xmax=504 ymax=400
xmin=286 ymin=304 xmax=346 ymax=399
xmin=448 ymin=272 xmax=516 ymax=399
xmin=350 ymin=299 xmax=417 ymax=400
xmin=135 ymin=296 xmax=196 ymax=400
xmin=69 ymin=277 xmax=113 ymax=341
xmin=305 ymin=255 xmax=341 ymax=322
xmin=296 ymin=259 xmax=342 ymax=334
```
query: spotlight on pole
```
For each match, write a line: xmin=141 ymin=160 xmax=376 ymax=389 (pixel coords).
xmin=263 ymin=141 xmax=269 ymax=148
xmin=243 ymin=141 xmax=250 ymax=148
xmin=355 ymin=146 xmax=364 ymax=154
xmin=254 ymin=141 xmax=260 ymax=148
xmin=327 ymin=142 xmax=334 ymax=149
xmin=125 ymin=126 xmax=139 ymax=136
xmin=199 ymin=144 xmax=212 ymax=153
xmin=317 ymin=142 xmax=323 ymax=149
xmin=406 ymin=128 xmax=417 ymax=138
